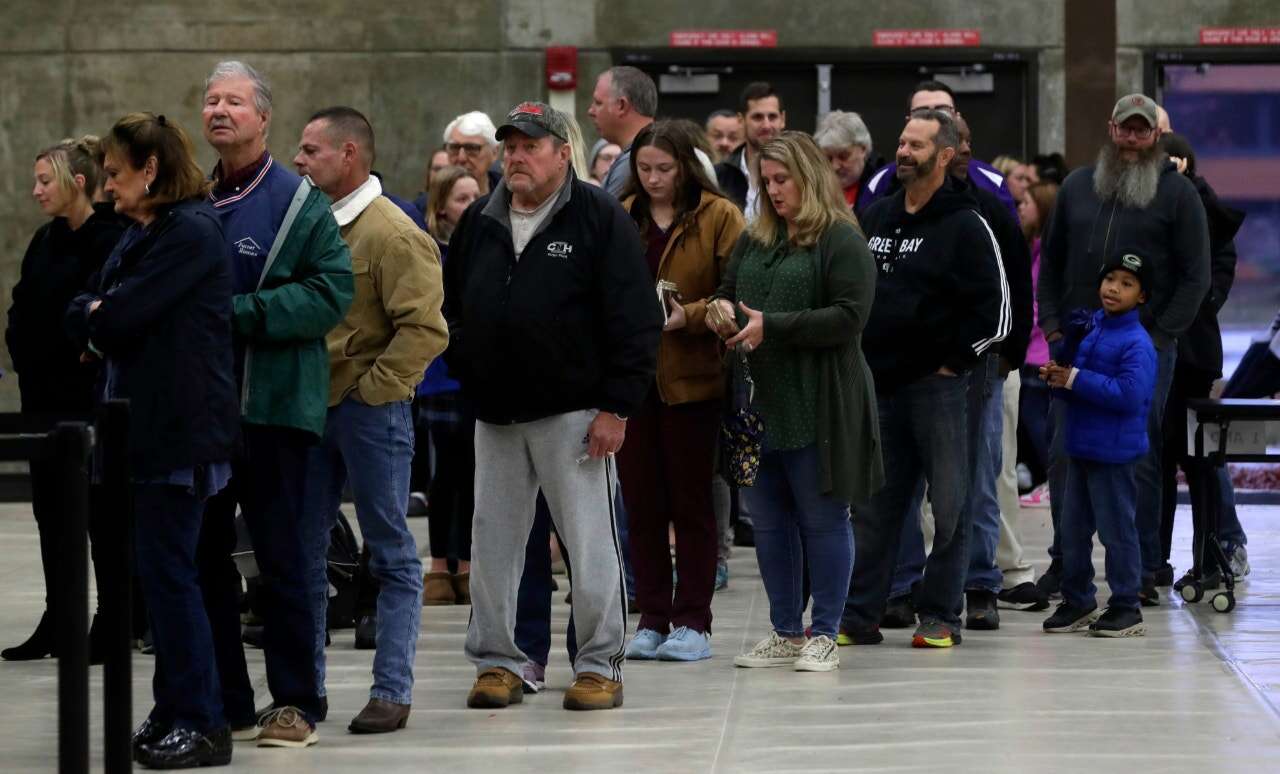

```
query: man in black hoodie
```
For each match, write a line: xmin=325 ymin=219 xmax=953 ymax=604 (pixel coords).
xmin=842 ymin=110 xmax=1010 ymax=648
xmin=1035 ymin=94 xmax=1210 ymax=604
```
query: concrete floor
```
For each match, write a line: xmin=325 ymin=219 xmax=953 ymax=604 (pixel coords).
xmin=0 ymin=500 xmax=1278 ymax=773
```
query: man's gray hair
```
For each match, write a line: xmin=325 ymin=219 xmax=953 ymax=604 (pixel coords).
xmin=204 ymin=60 xmax=272 ymax=114
xmin=912 ymin=108 xmax=960 ymax=151
xmin=443 ymin=111 xmax=498 ymax=147
xmin=607 ymin=66 xmax=658 ymax=118
xmin=814 ymin=110 xmax=873 ymax=154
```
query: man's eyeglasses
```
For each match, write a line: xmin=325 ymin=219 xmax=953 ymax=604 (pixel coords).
xmin=446 ymin=142 xmax=488 ymax=157
xmin=1111 ymin=123 xmax=1155 ymax=140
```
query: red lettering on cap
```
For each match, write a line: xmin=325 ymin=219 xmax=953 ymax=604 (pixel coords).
xmin=514 ymin=102 xmax=544 ymax=116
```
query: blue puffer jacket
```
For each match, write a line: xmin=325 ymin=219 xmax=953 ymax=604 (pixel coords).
xmin=1061 ymin=308 xmax=1157 ymax=463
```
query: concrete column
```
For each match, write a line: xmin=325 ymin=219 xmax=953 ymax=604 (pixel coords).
xmin=1063 ymin=0 xmax=1117 ymax=167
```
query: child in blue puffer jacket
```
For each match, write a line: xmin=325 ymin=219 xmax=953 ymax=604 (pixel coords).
xmin=1039 ymin=252 xmax=1157 ymax=638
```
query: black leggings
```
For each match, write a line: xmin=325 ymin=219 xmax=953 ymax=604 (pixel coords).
xmin=423 ymin=393 xmax=476 ymax=562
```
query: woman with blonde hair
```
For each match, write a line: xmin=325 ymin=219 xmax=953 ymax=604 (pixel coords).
xmin=4 ymin=135 xmax=125 ymax=662
xmin=706 ymin=131 xmax=882 ymax=672
xmin=425 ymin=165 xmax=480 ymax=246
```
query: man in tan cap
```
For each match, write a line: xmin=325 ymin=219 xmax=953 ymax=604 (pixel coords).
xmin=1034 ymin=93 xmax=1210 ymax=610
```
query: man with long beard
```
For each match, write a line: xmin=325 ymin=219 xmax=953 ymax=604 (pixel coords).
xmin=1035 ymin=94 xmax=1210 ymax=606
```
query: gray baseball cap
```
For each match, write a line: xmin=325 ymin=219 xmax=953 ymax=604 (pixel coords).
xmin=495 ymin=101 xmax=568 ymax=142
xmin=1112 ymin=93 xmax=1158 ymax=127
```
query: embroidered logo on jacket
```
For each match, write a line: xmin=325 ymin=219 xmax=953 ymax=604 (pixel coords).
xmin=546 ymin=241 xmax=574 ymax=258
xmin=235 ymin=236 xmax=263 ymax=257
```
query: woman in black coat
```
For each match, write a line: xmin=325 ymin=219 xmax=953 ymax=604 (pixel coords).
xmin=66 ymin=113 xmax=239 ymax=770
xmin=3 ymin=136 xmax=124 ymax=661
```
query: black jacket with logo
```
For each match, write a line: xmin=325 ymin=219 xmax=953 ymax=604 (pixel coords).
xmin=443 ymin=172 xmax=662 ymax=424
xmin=861 ymin=176 xmax=1010 ymax=394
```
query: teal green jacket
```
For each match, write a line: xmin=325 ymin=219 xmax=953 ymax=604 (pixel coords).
xmin=234 ymin=180 xmax=353 ymax=437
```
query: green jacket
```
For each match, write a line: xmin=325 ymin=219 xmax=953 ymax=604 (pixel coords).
xmin=717 ymin=220 xmax=884 ymax=505
xmin=233 ymin=179 xmax=353 ymax=437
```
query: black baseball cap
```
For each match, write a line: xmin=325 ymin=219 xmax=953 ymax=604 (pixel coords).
xmin=1098 ymin=251 xmax=1151 ymax=292
xmin=495 ymin=101 xmax=568 ymax=142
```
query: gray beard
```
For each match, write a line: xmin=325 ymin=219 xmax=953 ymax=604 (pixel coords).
xmin=1093 ymin=143 xmax=1164 ymax=209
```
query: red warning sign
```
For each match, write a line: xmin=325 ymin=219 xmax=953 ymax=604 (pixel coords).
xmin=873 ymin=29 xmax=982 ymax=47
xmin=1200 ymin=27 xmax=1280 ymax=45
xmin=669 ymin=30 xmax=778 ymax=48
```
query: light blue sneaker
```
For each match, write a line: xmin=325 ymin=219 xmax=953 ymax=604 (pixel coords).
xmin=625 ymin=628 xmax=666 ymax=660
xmin=655 ymin=626 xmax=711 ymax=661
xmin=714 ymin=561 xmax=729 ymax=591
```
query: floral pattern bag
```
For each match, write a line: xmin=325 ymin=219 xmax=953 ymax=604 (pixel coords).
xmin=720 ymin=345 xmax=765 ymax=486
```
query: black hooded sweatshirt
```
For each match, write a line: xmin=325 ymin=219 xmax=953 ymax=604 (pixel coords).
xmin=861 ymin=175 xmax=1010 ymax=394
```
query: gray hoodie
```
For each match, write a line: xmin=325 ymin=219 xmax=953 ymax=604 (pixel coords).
xmin=1037 ymin=161 xmax=1210 ymax=351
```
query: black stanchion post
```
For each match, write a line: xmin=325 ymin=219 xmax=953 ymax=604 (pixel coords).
xmin=99 ymin=400 xmax=132 ymax=774
xmin=54 ymin=422 xmax=92 ymax=774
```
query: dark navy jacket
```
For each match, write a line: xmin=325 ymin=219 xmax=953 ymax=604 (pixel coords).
xmin=1061 ymin=308 xmax=1157 ymax=464
xmin=66 ymin=200 xmax=239 ymax=477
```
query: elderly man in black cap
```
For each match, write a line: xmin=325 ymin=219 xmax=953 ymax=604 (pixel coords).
xmin=1036 ymin=93 xmax=1211 ymax=606
xmin=443 ymin=102 xmax=661 ymax=711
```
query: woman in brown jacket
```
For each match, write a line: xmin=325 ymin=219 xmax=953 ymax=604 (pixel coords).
xmin=618 ymin=121 xmax=745 ymax=662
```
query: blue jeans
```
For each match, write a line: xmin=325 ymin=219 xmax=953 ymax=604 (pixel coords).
xmin=1019 ymin=366 xmax=1052 ymax=479
xmin=887 ymin=361 xmax=1003 ymax=597
xmin=844 ymin=373 xmax=974 ymax=632
xmin=1061 ymin=458 xmax=1141 ymax=610
xmin=305 ymin=397 xmax=421 ymax=704
xmin=966 ymin=360 xmax=1006 ymax=593
xmin=741 ymin=445 xmax=853 ymax=638
xmin=1136 ymin=345 xmax=1178 ymax=576
xmin=135 ymin=483 xmax=224 ymax=733
xmin=514 ymin=493 xmax=578 ymax=668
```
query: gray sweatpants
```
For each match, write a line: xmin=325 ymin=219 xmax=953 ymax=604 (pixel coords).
xmin=464 ymin=409 xmax=627 ymax=682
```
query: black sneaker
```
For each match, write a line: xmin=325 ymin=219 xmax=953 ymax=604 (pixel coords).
xmin=1173 ymin=569 xmax=1220 ymax=592
xmin=1089 ymin=606 xmax=1145 ymax=638
xmin=1138 ymin=577 xmax=1161 ymax=607
xmin=1035 ymin=568 xmax=1062 ymax=599
xmin=1153 ymin=563 xmax=1175 ymax=587
xmin=965 ymin=590 xmax=1000 ymax=630
xmin=880 ymin=595 xmax=916 ymax=629
xmin=837 ymin=628 xmax=883 ymax=646
xmin=997 ymin=582 xmax=1050 ymax=611
xmin=1042 ymin=602 xmax=1099 ymax=633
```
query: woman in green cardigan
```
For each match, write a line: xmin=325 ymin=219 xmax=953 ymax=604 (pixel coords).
xmin=707 ymin=132 xmax=883 ymax=672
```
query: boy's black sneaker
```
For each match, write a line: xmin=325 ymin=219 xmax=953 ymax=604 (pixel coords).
xmin=997 ymin=582 xmax=1050 ymax=611
xmin=1138 ymin=576 xmax=1161 ymax=607
xmin=1089 ymin=606 xmax=1145 ymax=638
xmin=1042 ymin=602 xmax=1099 ymax=633
xmin=1153 ymin=563 xmax=1175 ymax=587
xmin=1173 ymin=569 xmax=1220 ymax=592
xmin=880 ymin=595 xmax=916 ymax=629
xmin=965 ymin=590 xmax=1000 ymax=630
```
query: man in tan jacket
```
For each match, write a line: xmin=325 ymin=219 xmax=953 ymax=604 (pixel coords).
xmin=293 ymin=106 xmax=448 ymax=735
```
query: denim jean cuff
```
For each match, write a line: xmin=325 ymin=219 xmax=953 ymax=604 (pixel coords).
xmin=371 ymin=688 xmax=413 ymax=706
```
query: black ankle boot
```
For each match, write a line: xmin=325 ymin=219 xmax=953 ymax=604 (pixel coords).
xmin=2 ymin=611 xmax=54 ymax=661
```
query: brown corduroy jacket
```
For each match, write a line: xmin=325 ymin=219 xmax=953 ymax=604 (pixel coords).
xmin=623 ymin=190 xmax=745 ymax=405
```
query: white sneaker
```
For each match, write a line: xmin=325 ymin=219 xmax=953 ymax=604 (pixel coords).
xmin=733 ymin=632 xmax=803 ymax=668
xmin=795 ymin=635 xmax=839 ymax=672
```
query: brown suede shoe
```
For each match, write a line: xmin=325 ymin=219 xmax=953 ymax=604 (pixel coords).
xmin=467 ymin=667 xmax=524 ymax=709
xmin=422 ymin=572 xmax=456 ymax=606
xmin=563 ymin=672 xmax=623 ymax=711
xmin=348 ymin=698 xmax=410 ymax=734
xmin=451 ymin=572 xmax=471 ymax=605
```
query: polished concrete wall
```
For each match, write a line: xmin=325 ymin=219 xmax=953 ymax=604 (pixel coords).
xmin=0 ymin=0 xmax=1276 ymax=409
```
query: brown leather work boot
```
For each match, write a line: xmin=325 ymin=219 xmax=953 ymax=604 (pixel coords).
xmin=563 ymin=672 xmax=623 ymax=711
xmin=348 ymin=698 xmax=411 ymax=734
xmin=467 ymin=667 xmax=524 ymax=709
xmin=422 ymin=571 xmax=456 ymax=606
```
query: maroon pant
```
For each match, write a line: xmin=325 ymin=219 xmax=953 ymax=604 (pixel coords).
xmin=617 ymin=389 xmax=720 ymax=634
